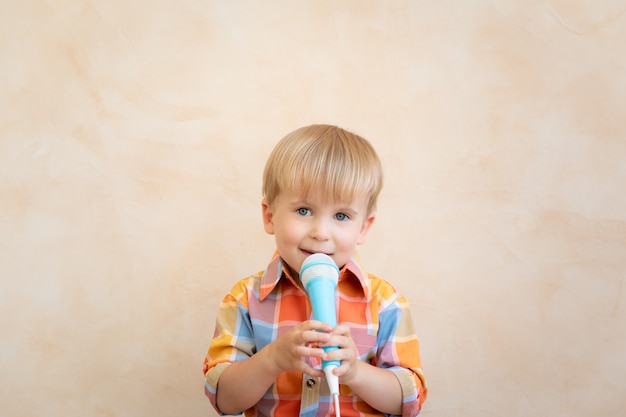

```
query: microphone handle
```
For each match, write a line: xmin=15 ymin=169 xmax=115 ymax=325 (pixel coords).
xmin=307 ymin=277 xmax=340 ymax=369
xmin=322 ymin=347 xmax=340 ymax=369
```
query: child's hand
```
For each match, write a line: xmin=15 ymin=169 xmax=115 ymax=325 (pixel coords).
xmin=266 ymin=320 xmax=333 ymax=377
xmin=321 ymin=324 xmax=406 ymax=415
xmin=321 ymin=324 xmax=360 ymax=384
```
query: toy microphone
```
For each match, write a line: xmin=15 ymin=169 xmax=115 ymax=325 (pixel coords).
xmin=300 ymin=253 xmax=341 ymax=415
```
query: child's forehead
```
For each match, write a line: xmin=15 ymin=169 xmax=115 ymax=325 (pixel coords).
xmin=282 ymin=189 xmax=365 ymax=208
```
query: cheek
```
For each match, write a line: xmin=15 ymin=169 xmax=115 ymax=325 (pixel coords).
xmin=275 ymin=221 xmax=301 ymax=242
xmin=336 ymin=227 xmax=361 ymax=246
xmin=354 ymin=226 xmax=370 ymax=245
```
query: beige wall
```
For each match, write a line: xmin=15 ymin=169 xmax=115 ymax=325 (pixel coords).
xmin=1 ymin=1 xmax=625 ymax=416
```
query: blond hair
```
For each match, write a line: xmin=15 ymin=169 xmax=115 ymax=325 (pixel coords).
xmin=262 ymin=124 xmax=383 ymax=214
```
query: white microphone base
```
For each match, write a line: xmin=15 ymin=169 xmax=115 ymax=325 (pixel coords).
xmin=324 ymin=365 xmax=340 ymax=417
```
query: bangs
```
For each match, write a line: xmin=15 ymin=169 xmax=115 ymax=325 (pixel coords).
xmin=280 ymin=152 xmax=377 ymax=207
xmin=263 ymin=124 xmax=383 ymax=213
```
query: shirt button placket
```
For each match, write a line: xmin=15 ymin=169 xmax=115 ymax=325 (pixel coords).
xmin=300 ymin=375 xmax=321 ymax=417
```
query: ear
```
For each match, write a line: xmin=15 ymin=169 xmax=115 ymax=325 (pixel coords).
xmin=261 ymin=199 xmax=275 ymax=235
xmin=356 ymin=212 xmax=376 ymax=245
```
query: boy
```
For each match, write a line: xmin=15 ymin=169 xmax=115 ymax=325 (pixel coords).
xmin=203 ymin=124 xmax=427 ymax=417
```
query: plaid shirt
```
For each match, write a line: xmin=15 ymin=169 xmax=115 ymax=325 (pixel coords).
xmin=203 ymin=252 xmax=427 ymax=417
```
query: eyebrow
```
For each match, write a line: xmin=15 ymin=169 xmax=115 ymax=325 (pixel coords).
xmin=335 ymin=205 xmax=359 ymax=214
xmin=284 ymin=193 xmax=366 ymax=214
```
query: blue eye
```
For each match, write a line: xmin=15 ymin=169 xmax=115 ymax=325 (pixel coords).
xmin=335 ymin=212 xmax=349 ymax=221
xmin=297 ymin=208 xmax=311 ymax=216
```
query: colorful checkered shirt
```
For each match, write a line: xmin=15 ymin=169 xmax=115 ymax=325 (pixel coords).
xmin=203 ymin=252 xmax=427 ymax=417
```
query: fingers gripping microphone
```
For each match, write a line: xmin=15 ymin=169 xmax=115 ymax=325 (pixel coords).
xmin=300 ymin=253 xmax=341 ymax=413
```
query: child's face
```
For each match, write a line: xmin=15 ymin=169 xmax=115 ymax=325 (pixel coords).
xmin=262 ymin=190 xmax=376 ymax=278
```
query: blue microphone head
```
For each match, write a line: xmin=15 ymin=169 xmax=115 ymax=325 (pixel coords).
xmin=299 ymin=252 xmax=342 ymax=385
xmin=300 ymin=253 xmax=339 ymax=289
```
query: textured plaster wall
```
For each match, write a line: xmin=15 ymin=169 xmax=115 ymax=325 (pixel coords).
xmin=1 ymin=1 xmax=625 ymax=416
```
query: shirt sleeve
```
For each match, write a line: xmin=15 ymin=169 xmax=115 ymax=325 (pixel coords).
xmin=203 ymin=279 xmax=255 ymax=415
xmin=374 ymin=284 xmax=428 ymax=417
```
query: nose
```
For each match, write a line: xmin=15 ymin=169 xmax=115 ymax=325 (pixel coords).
xmin=310 ymin=217 xmax=331 ymax=241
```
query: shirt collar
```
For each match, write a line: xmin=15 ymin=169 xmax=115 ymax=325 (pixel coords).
xmin=260 ymin=251 xmax=369 ymax=301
